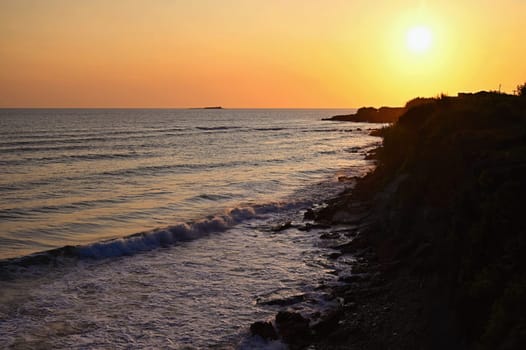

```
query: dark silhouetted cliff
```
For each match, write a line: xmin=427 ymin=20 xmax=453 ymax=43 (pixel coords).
xmin=318 ymin=89 xmax=526 ymax=349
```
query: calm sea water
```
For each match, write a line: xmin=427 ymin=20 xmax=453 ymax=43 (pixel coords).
xmin=0 ymin=109 xmax=381 ymax=349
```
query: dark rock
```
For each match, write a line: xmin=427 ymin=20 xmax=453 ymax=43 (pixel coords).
xmin=311 ymin=308 xmax=343 ymax=338
xmin=338 ymin=273 xmax=371 ymax=283
xmin=333 ymin=237 xmax=369 ymax=254
xmin=344 ymin=301 xmax=357 ymax=310
xmin=303 ymin=209 xmax=315 ymax=220
xmin=275 ymin=311 xmax=312 ymax=348
xmin=326 ymin=323 xmax=366 ymax=343
xmin=343 ymin=230 xmax=358 ymax=237
xmin=257 ymin=294 xmax=305 ymax=306
xmin=343 ymin=291 xmax=356 ymax=304
xmin=351 ymin=263 xmax=369 ymax=274
xmin=319 ymin=232 xmax=341 ymax=240
xmin=250 ymin=321 xmax=278 ymax=340
xmin=271 ymin=221 xmax=292 ymax=232
xmin=297 ymin=223 xmax=331 ymax=231
xmin=328 ymin=252 xmax=342 ymax=259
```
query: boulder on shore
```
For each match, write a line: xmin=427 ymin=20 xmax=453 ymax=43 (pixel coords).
xmin=275 ymin=311 xmax=312 ymax=349
xmin=250 ymin=321 xmax=278 ymax=340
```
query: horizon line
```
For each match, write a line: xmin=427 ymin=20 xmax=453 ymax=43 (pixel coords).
xmin=0 ymin=106 xmax=360 ymax=110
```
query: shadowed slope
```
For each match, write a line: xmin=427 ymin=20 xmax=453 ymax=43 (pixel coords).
xmin=317 ymin=89 xmax=526 ymax=349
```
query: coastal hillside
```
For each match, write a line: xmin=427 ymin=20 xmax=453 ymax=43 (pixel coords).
xmin=318 ymin=88 xmax=526 ymax=349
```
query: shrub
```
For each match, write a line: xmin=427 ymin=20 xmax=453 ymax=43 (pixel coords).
xmin=516 ymin=82 xmax=526 ymax=97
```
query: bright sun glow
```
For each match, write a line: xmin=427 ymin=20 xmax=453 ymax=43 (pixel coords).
xmin=406 ymin=26 xmax=432 ymax=53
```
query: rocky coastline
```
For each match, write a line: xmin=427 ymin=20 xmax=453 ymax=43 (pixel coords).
xmin=250 ymin=89 xmax=526 ymax=349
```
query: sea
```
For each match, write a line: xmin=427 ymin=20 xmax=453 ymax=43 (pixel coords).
xmin=0 ymin=109 xmax=382 ymax=349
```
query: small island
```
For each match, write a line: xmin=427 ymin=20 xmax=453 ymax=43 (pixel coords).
xmin=189 ymin=106 xmax=224 ymax=110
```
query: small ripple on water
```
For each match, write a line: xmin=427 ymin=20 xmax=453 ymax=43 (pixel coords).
xmin=0 ymin=109 xmax=382 ymax=347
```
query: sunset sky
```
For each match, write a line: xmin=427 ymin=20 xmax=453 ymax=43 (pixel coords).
xmin=1 ymin=0 xmax=525 ymax=108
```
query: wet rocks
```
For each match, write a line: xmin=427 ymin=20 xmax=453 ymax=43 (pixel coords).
xmin=319 ymin=231 xmax=341 ymax=240
xmin=250 ymin=311 xmax=321 ymax=348
xmin=271 ymin=221 xmax=293 ymax=232
xmin=303 ymin=208 xmax=316 ymax=220
xmin=311 ymin=308 xmax=343 ymax=338
xmin=338 ymin=272 xmax=371 ymax=283
xmin=297 ymin=222 xmax=331 ymax=232
xmin=256 ymin=294 xmax=306 ymax=307
xmin=250 ymin=321 xmax=278 ymax=340
xmin=327 ymin=252 xmax=342 ymax=260
xmin=333 ymin=236 xmax=369 ymax=254
xmin=275 ymin=311 xmax=312 ymax=349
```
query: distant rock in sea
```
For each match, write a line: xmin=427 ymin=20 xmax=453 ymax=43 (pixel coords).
xmin=189 ymin=106 xmax=224 ymax=110
xmin=323 ymin=106 xmax=406 ymax=123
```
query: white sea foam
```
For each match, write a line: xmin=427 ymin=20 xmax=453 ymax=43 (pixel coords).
xmin=74 ymin=202 xmax=306 ymax=260
xmin=0 ymin=209 xmax=345 ymax=349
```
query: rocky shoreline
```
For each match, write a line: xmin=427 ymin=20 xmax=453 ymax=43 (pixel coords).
xmin=249 ymin=174 xmax=430 ymax=349
xmin=249 ymin=89 xmax=526 ymax=349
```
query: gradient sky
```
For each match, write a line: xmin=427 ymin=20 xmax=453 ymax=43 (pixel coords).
xmin=1 ymin=0 xmax=525 ymax=108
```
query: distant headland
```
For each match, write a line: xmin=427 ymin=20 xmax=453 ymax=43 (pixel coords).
xmin=323 ymin=92 xmax=504 ymax=123
xmin=323 ymin=106 xmax=406 ymax=123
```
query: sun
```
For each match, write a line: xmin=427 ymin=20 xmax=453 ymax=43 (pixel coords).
xmin=406 ymin=26 xmax=433 ymax=53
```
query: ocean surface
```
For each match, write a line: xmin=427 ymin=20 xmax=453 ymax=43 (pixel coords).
xmin=0 ymin=109 xmax=382 ymax=349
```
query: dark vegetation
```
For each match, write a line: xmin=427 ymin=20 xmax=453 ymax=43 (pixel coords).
xmin=344 ymin=89 xmax=526 ymax=348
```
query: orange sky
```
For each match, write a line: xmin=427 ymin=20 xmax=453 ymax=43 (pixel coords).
xmin=1 ymin=0 xmax=525 ymax=108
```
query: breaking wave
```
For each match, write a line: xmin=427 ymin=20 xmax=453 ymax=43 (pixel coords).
xmin=0 ymin=201 xmax=308 ymax=274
